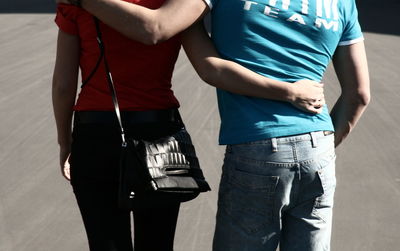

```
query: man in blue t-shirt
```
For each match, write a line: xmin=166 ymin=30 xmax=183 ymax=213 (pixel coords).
xmin=207 ymin=0 xmax=364 ymax=144
xmin=56 ymin=0 xmax=370 ymax=250
xmin=199 ymin=0 xmax=369 ymax=250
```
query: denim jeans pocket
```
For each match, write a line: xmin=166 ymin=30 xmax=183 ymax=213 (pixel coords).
xmin=218 ymin=160 xmax=280 ymax=234
xmin=312 ymin=152 xmax=336 ymax=223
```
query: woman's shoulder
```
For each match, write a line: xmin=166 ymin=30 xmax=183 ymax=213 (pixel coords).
xmin=56 ymin=4 xmax=94 ymax=22
xmin=57 ymin=4 xmax=80 ymax=19
xmin=55 ymin=4 xmax=93 ymax=35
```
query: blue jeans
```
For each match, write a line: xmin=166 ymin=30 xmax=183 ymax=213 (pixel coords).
xmin=213 ymin=132 xmax=336 ymax=251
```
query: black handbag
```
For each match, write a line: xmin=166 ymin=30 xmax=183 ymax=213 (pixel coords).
xmin=119 ymin=128 xmax=211 ymax=208
xmin=92 ymin=18 xmax=211 ymax=209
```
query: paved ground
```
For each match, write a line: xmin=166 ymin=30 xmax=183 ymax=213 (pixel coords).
xmin=0 ymin=1 xmax=399 ymax=251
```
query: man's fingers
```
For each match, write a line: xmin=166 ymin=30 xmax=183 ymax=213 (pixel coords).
xmin=295 ymin=103 xmax=322 ymax=114
xmin=319 ymin=96 xmax=326 ymax=106
xmin=309 ymin=106 xmax=323 ymax=114
xmin=309 ymin=96 xmax=325 ymax=106
xmin=314 ymin=100 xmax=325 ymax=108
xmin=305 ymin=100 xmax=324 ymax=114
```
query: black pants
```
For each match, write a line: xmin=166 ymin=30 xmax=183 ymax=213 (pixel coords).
xmin=70 ymin=121 xmax=182 ymax=251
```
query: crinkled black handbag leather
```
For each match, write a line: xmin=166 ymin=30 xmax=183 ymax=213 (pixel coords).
xmin=90 ymin=18 xmax=210 ymax=209
xmin=118 ymin=128 xmax=211 ymax=209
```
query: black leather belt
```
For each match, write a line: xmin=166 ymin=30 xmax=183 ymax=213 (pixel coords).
xmin=74 ymin=109 xmax=180 ymax=125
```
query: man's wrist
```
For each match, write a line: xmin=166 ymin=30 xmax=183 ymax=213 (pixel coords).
xmin=68 ymin=0 xmax=82 ymax=7
xmin=282 ymin=82 xmax=295 ymax=103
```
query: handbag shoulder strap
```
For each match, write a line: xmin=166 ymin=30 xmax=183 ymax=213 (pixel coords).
xmin=93 ymin=17 xmax=127 ymax=145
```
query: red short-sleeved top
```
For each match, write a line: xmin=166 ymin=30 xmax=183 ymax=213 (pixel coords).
xmin=55 ymin=1 xmax=181 ymax=111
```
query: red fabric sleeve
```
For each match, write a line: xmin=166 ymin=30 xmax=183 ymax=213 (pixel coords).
xmin=54 ymin=4 xmax=79 ymax=35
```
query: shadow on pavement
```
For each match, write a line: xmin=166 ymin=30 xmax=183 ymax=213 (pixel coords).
xmin=357 ymin=0 xmax=399 ymax=36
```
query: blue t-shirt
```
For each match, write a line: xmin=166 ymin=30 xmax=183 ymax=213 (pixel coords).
xmin=204 ymin=0 xmax=364 ymax=144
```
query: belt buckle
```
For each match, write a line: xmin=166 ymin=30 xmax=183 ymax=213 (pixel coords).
xmin=323 ymin=131 xmax=334 ymax=136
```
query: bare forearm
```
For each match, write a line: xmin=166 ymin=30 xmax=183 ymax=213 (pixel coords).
xmin=80 ymin=0 xmax=207 ymax=44
xmin=52 ymin=30 xmax=80 ymax=146
xmin=200 ymin=57 xmax=293 ymax=101
xmin=330 ymin=93 xmax=369 ymax=147
xmin=82 ymin=0 xmax=157 ymax=43
xmin=182 ymin=22 xmax=325 ymax=113
xmin=331 ymin=41 xmax=370 ymax=147
xmin=52 ymin=74 xmax=77 ymax=182
xmin=52 ymin=78 xmax=77 ymax=146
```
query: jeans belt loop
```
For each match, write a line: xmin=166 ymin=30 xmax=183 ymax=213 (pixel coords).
xmin=310 ymin=132 xmax=318 ymax=148
xmin=271 ymin=138 xmax=278 ymax=152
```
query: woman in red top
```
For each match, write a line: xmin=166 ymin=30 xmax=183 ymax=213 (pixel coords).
xmin=52 ymin=1 xmax=326 ymax=251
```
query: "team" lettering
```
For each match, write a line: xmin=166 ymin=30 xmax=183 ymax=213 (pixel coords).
xmin=240 ymin=0 xmax=340 ymax=31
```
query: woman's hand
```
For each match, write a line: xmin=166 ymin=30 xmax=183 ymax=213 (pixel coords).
xmin=288 ymin=80 xmax=325 ymax=114
xmin=59 ymin=144 xmax=71 ymax=181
